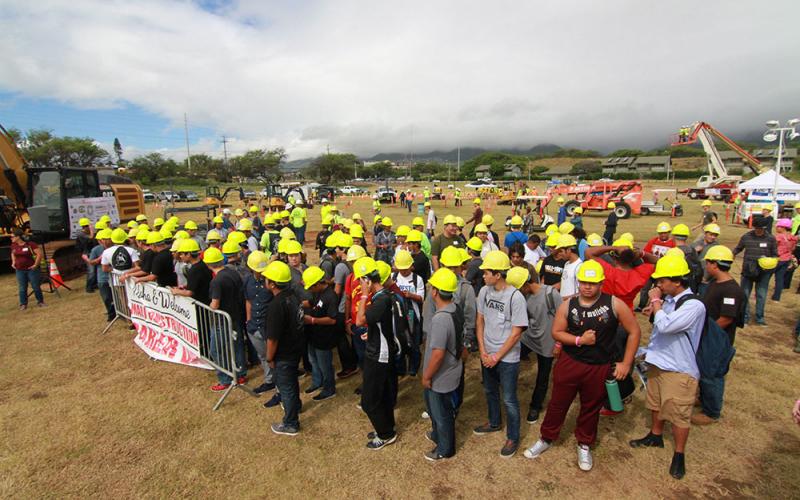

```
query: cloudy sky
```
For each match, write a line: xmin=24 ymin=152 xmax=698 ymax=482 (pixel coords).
xmin=1 ymin=0 xmax=798 ymax=160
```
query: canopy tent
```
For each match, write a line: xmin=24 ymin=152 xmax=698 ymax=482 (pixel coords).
xmin=739 ymin=169 xmax=800 ymax=193
xmin=737 ymin=170 xmax=800 ymax=221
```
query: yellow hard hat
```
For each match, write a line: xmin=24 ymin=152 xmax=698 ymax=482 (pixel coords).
xmin=249 ymin=205 xmax=259 ymax=213
xmin=174 ymin=230 xmax=189 ymax=240
xmin=110 ymin=228 xmax=128 ymax=244
xmin=761 ymin=204 xmax=773 ymax=212
xmin=534 ymin=260 xmax=543 ymax=274
xmin=424 ymin=201 xmax=431 ymax=207
xmin=377 ymin=261 xmax=392 ymax=284
xmin=322 ymin=214 xmax=334 ymax=226
xmin=701 ymin=200 xmax=712 ymax=207
xmin=656 ymin=221 xmax=672 ymax=233
xmin=373 ymin=215 xmax=382 ymax=224
xmin=78 ymin=217 xmax=90 ymax=226
xmin=459 ymin=248 xmax=471 ymax=263
xmin=651 ymin=255 xmax=690 ymax=279
xmin=671 ymin=224 xmax=690 ymax=238
xmin=556 ymin=234 xmax=577 ymax=249
xmin=346 ymin=244 xmax=367 ymax=262
xmin=168 ymin=239 xmax=182 ymax=253
xmin=394 ymin=249 xmax=413 ymax=269
xmin=558 ymin=222 xmax=574 ymax=234
xmin=557 ymin=197 xmax=565 ymax=203
xmin=474 ymin=223 xmax=489 ymax=234
xmin=429 ymin=268 xmax=459 ymax=293
xmin=758 ymin=256 xmax=778 ymax=270
xmin=178 ymin=238 xmax=200 ymax=253
xmin=343 ymin=219 xmax=353 ymax=229
xmin=168 ymin=215 xmax=179 ymax=224
xmin=455 ymin=216 xmax=465 ymax=228
xmin=127 ymin=227 xmax=138 ymax=238
xmin=473 ymin=198 xmax=481 ymax=205
xmin=353 ymin=256 xmax=378 ymax=279
xmin=412 ymin=217 xmax=425 ymax=227
xmin=184 ymin=220 xmax=198 ymax=230
xmin=577 ymin=260 xmax=605 ymax=283
xmin=443 ymin=214 xmax=458 ymax=225
xmin=303 ymin=266 xmax=326 ymax=289
xmin=264 ymin=213 xmax=275 ymax=224
xmin=279 ymin=227 xmax=296 ymax=240
xmin=545 ymin=224 xmax=558 ymax=236
xmin=329 ymin=206 xmax=338 ymax=213
xmin=153 ymin=217 xmax=165 ymax=227
xmin=212 ymin=215 xmax=224 ymax=224
xmin=324 ymin=233 xmax=339 ymax=248
xmin=440 ymin=246 xmax=464 ymax=267
xmin=136 ymin=229 xmax=149 ymax=241
xmin=237 ymin=218 xmax=253 ymax=231
xmin=203 ymin=247 xmax=224 ymax=264
xmin=573 ymin=207 xmax=584 ymax=214
xmin=280 ymin=210 xmax=290 ymax=218
xmin=99 ymin=214 xmax=112 ymax=223
xmin=406 ymin=230 xmax=423 ymax=243
xmin=349 ymin=224 xmax=364 ymax=238
xmin=234 ymin=208 xmax=244 ymax=217
xmin=506 ymin=266 xmax=530 ymax=289
xmin=284 ymin=240 xmax=303 ymax=255
xmin=352 ymin=213 xmax=362 ymax=221
xmin=510 ymin=215 xmax=523 ymax=226
xmin=480 ymin=250 xmax=511 ymax=271
xmin=587 ymin=233 xmax=604 ymax=247
xmin=381 ymin=217 xmax=393 ymax=227
xmin=620 ymin=232 xmax=634 ymax=243
xmin=277 ymin=239 xmax=289 ymax=254
xmin=794 ymin=201 xmax=800 ymax=210
xmin=95 ymin=228 xmax=113 ymax=240
xmin=95 ymin=220 xmax=108 ymax=230
xmin=206 ymin=230 xmax=221 ymax=242
xmin=546 ymin=233 xmax=560 ymax=247
xmin=612 ymin=238 xmax=633 ymax=249
xmin=482 ymin=214 xmax=495 ymax=226
xmin=338 ymin=233 xmax=353 ymax=248
xmin=127 ymin=220 xmax=138 ymax=229
xmin=135 ymin=214 xmax=148 ymax=222
xmin=608 ymin=202 xmax=616 ymax=209
xmin=228 ymin=231 xmax=247 ymax=245
xmin=664 ymin=247 xmax=685 ymax=258
xmin=467 ymin=236 xmax=483 ymax=252
xmin=146 ymin=231 xmax=165 ymax=245
xmin=222 ymin=239 xmax=241 ymax=254
xmin=263 ymin=260 xmax=292 ymax=283
xmin=704 ymin=245 xmax=734 ymax=262
xmin=395 ymin=225 xmax=410 ymax=237
xmin=703 ymin=223 xmax=721 ymax=234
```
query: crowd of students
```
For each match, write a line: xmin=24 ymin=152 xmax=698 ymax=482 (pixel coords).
xmin=51 ymin=194 xmax=800 ymax=479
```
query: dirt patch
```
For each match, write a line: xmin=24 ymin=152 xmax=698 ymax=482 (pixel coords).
xmin=28 ymin=391 xmax=47 ymax=400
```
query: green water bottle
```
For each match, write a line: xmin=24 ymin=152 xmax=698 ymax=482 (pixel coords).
xmin=605 ymin=378 xmax=623 ymax=412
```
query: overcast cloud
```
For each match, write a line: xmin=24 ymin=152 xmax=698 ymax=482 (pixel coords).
xmin=1 ymin=0 xmax=798 ymax=159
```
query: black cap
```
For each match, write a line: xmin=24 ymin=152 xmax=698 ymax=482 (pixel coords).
xmin=753 ymin=217 xmax=768 ymax=228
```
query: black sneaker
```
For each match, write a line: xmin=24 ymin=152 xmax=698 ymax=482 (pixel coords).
xmin=304 ymin=385 xmax=321 ymax=394
xmin=473 ymin=423 xmax=502 ymax=435
xmin=500 ymin=440 xmax=519 ymax=458
xmin=312 ymin=392 xmax=336 ymax=401
xmin=424 ymin=450 xmax=448 ymax=462
xmin=337 ymin=367 xmax=359 ymax=379
xmin=366 ymin=434 xmax=397 ymax=450
xmin=254 ymin=382 xmax=276 ymax=394
xmin=526 ymin=409 xmax=540 ymax=424
xmin=629 ymin=432 xmax=664 ymax=448
xmin=669 ymin=452 xmax=686 ymax=479
xmin=263 ymin=393 xmax=282 ymax=408
xmin=270 ymin=423 xmax=299 ymax=436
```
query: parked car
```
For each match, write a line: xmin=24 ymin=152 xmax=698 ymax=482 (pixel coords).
xmin=157 ymin=191 xmax=178 ymax=202
xmin=340 ymin=185 xmax=365 ymax=195
xmin=177 ymin=190 xmax=199 ymax=202
xmin=242 ymin=190 xmax=257 ymax=200
xmin=142 ymin=189 xmax=155 ymax=202
xmin=377 ymin=187 xmax=397 ymax=203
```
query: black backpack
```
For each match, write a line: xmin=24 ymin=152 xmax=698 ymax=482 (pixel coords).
xmin=388 ymin=290 xmax=413 ymax=357
xmin=675 ymin=294 xmax=736 ymax=379
xmin=111 ymin=246 xmax=133 ymax=271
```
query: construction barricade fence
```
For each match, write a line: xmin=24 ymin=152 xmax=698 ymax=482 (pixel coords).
xmin=106 ymin=271 xmax=256 ymax=410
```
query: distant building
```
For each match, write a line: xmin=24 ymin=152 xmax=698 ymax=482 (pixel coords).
xmin=475 ymin=164 xmax=491 ymax=177
xmin=752 ymin=148 xmax=797 ymax=171
xmin=718 ymin=150 xmax=746 ymax=172
xmin=600 ymin=157 xmax=636 ymax=174
xmin=544 ymin=164 xmax=575 ymax=178
xmin=601 ymin=156 xmax=670 ymax=174
xmin=503 ymin=164 xmax=522 ymax=177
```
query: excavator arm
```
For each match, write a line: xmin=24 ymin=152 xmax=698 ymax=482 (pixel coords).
xmin=0 ymin=124 xmax=28 ymax=208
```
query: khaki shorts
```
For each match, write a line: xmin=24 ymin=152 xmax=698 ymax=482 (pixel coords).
xmin=645 ymin=365 xmax=698 ymax=428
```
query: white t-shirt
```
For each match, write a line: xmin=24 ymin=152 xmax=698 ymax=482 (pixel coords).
xmin=394 ymin=271 xmax=425 ymax=318
xmin=481 ymin=240 xmax=499 ymax=258
xmin=100 ymin=245 xmax=140 ymax=270
xmin=426 ymin=210 xmax=436 ymax=230
xmin=524 ymin=245 xmax=545 ymax=266
xmin=560 ymin=258 xmax=583 ymax=298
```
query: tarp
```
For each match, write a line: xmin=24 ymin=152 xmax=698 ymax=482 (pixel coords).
xmin=739 ymin=170 xmax=800 ymax=191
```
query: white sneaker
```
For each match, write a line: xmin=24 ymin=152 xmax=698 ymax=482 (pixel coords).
xmin=577 ymin=444 xmax=593 ymax=471
xmin=421 ymin=411 xmax=430 ymax=419
xmin=523 ymin=439 xmax=551 ymax=459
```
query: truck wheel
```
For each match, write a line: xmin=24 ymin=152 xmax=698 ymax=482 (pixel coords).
xmin=614 ymin=203 xmax=632 ymax=219
xmin=640 ymin=206 xmax=650 ymax=216
xmin=675 ymin=206 xmax=684 ymax=217
xmin=564 ymin=200 xmax=581 ymax=216
xmin=688 ymin=191 xmax=699 ymax=200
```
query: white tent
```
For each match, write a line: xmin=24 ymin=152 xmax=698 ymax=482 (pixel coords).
xmin=739 ymin=169 xmax=800 ymax=193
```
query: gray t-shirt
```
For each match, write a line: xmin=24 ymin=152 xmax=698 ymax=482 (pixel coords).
xmin=334 ymin=262 xmax=351 ymax=313
xmin=477 ymin=284 xmax=528 ymax=363
xmin=521 ymin=285 xmax=560 ymax=357
xmin=423 ymin=303 xmax=463 ymax=393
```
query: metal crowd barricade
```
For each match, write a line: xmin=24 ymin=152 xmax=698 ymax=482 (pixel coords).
xmin=102 ymin=271 xmax=132 ymax=334
xmin=194 ymin=301 xmax=257 ymax=410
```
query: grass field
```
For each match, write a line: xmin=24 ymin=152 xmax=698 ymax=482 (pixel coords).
xmin=1 ymin=182 xmax=799 ymax=498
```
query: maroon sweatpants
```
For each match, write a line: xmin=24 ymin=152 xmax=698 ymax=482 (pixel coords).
xmin=540 ymin=353 xmax=611 ymax=446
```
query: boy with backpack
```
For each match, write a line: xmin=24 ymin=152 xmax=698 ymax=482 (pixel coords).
xmin=392 ymin=250 xmax=426 ymax=376
xmin=421 ymin=268 xmax=464 ymax=461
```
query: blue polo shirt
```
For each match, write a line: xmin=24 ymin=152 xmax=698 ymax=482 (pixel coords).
xmin=504 ymin=231 xmax=528 ymax=249
xmin=645 ymin=289 xmax=705 ymax=380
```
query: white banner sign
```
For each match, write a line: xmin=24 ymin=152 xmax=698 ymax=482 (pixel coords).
xmin=67 ymin=196 xmax=120 ymax=238
xmin=124 ymin=279 xmax=212 ymax=370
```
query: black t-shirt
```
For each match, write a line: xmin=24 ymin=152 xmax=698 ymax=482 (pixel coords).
xmin=150 ymin=248 xmax=178 ymax=287
xmin=139 ymin=249 xmax=155 ymax=274
xmin=562 ymin=293 xmax=619 ymax=365
xmin=702 ymin=279 xmax=745 ymax=344
xmin=186 ymin=260 xmax=213 ymax=305
xmin=209 ymin=267 xmax=244 ymax=331
xmin=266 ymin=287 xmax=305 ymax=362
xmin=364 ymin=289 xmax=397 ymax=363
xmin=412 ymin=252 xmax=431 ymax=283
xmin=76 ymin=232 xmax=94 ymax=255
xmin=306 ymin=286 xmax=339 ymax=350
xmin=541 ymin=254 xmax=565 ymax=286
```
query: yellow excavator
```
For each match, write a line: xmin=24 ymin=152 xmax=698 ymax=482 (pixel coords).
xmin=0 ymin=124 xmax=145 ymax=277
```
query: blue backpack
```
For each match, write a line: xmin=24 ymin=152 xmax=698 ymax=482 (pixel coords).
xmin=675 ymin=295 xmax=736 ymax=379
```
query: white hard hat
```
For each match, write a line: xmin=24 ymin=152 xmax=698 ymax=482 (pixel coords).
xmin=222 ymin=208 xmax=231 ymax=215
xmin=285 ymin=203 xmax=292 ymax=210
xmin=321 ymin=198 xmax=329 ymax=203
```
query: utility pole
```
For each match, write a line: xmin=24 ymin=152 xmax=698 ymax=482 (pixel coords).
xmin=184 ymin=113 xmax=192 ymax=174
xmin=221 ymin=135 xmax=229 ymax=172
xmin=457 ymin=146 xmax=460 ymax=175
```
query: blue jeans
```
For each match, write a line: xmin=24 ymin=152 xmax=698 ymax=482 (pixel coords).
xmin=481 ymin=361 xmax=521 ymax=443
xmin=86 ymin=263 xmax=97 ymax=292
xmin=275 ymin=360 xmax=301 ymax=429
xmin=209 ymin=328 xmax=247 ymax=385
xmin=16 ymin=269 xmax=43 ymax=306
xmin=293 ymin=225 xmax=306 ymax=243
xmin=424 ymin=388 xmax=457 ymax=457
xmin=308 ymin=345 xmax=335 ymax=395
xmin=699 ymin=375 xmax=725 ymax=419
xmin=741 ymin=271 xmax=772 ymax=323
xmin=98 ymin=281 xmax=115 ymax=321
xmin=352 ymin=326 xmax=367 ymax=368
xmin=772 ymin=261 xmax=790 ymax=301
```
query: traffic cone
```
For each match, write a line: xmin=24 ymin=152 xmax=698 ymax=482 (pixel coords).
xmin=49 ymin=259 xmax=66 ymax=288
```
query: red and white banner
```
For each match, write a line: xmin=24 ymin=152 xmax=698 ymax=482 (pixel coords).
xmin=125 ymin=280 xmax=212 ymax=370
